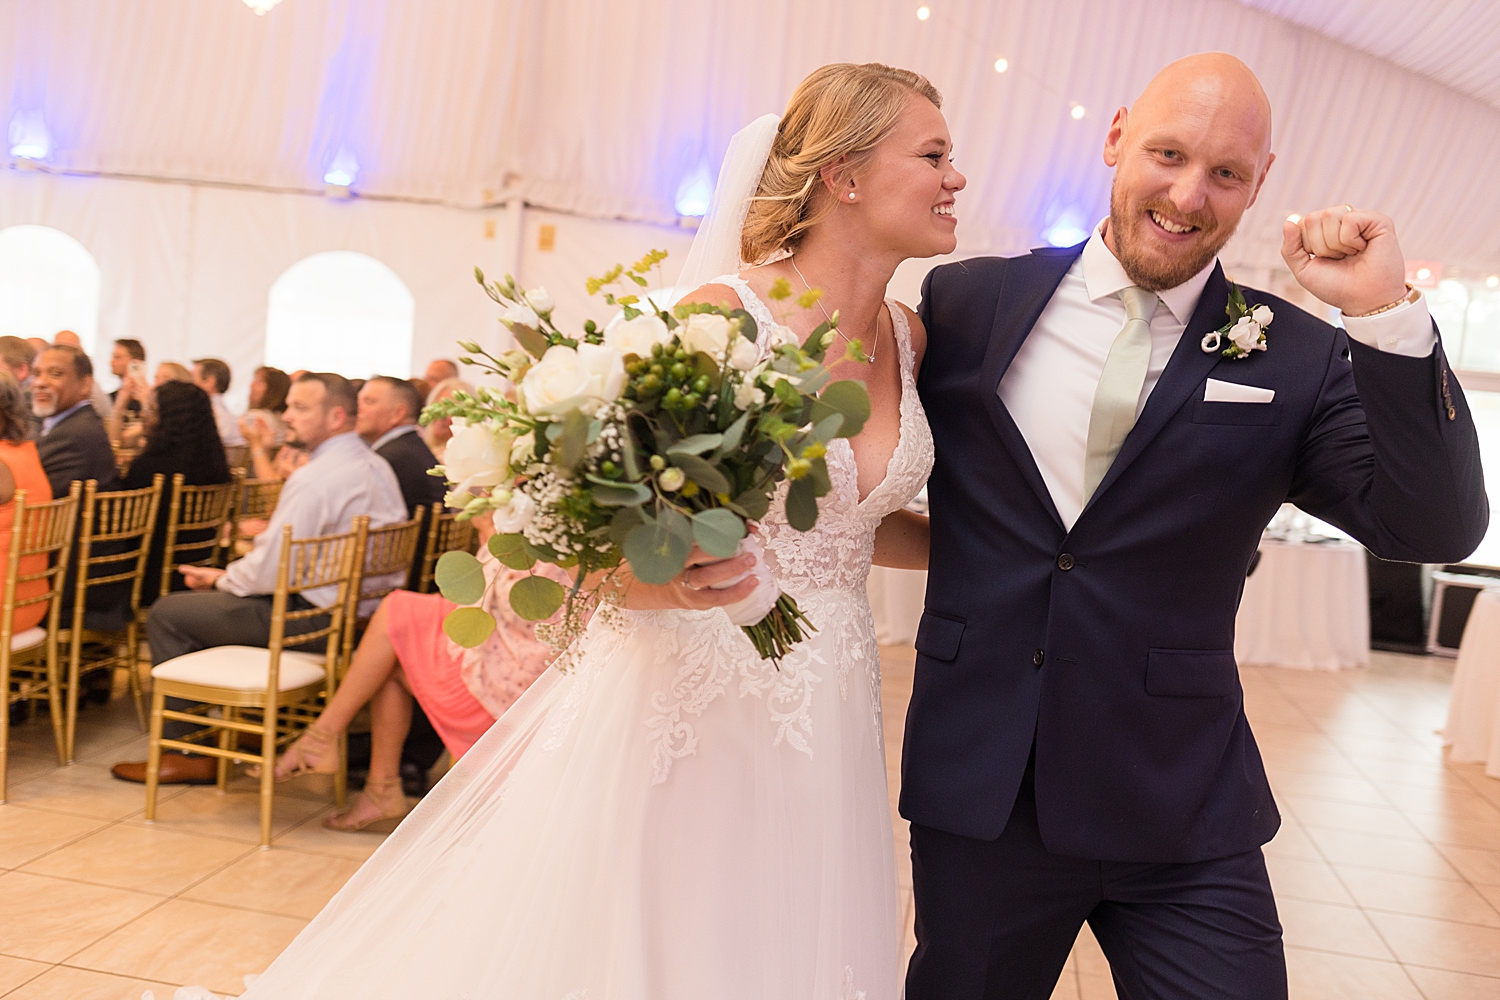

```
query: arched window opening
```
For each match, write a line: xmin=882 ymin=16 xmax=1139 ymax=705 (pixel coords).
xmin=265 ymin=251 xmax=415 ymax=379
xmin=0 ymin=225 xmax=102 ymax=357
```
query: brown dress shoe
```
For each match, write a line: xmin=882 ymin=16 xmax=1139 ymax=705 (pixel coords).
xmin=111 ymin=753 xmax=218 ymax=785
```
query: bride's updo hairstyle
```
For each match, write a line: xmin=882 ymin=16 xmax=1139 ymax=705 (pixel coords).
xmin=740 ymin=63 xmax=942 ymax=265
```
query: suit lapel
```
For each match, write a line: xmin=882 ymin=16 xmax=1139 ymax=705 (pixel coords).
xmin=979 ymin=246 xmax=1082 ymax=530
xmin=1080 ymin=264 xmax=1231 ymax=515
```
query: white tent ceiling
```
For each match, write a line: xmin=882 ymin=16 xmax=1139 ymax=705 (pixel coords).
xmin=1 ymin=0 xmax=1498 ymax=275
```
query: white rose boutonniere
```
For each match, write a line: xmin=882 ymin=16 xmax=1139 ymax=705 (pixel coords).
xmin=1201 ymin=284 xmax=1271 ymax=359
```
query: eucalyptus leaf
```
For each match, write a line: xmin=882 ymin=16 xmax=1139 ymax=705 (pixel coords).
xmin=623 ymin=514 xmax=693 ymax=585
xmin=621 ymin=420 xmax=643 ymax=480
xmin=718 ymin=411 xmax=749 ymax=455
xmin=808 ymin=456 xmax=832 ymax=497
xmin=730 ymin=308 xmax=758 ymax=342
xmin=802 ymin=319 xmax=831 ymax=354
xmin=670 ymin=454 xmax=731 ymax=494
xmin=435 ymin=550 xmax=486 ymax=605
xmin=443 ymin=606 xmax=497 ymax=648
xmin=667 ymin=433 xmax=723 ymax=457
xmin=590 ymin=480 xmax=652 ymax=506
xmin=691 ymin=508 xmax=746 ymax=558
xmin=812 ymin=413 xmax=844 ymax=443
xmin=785 ymin=477 xmax=819 ymax=531
xmin=553 ymin=409 xmax=591 ymax=472
xmin=734 ymin=489 xmax=771 ymax=521
xmin=511 ymin=324 xmax=550 ymax=360
xmin=488 ymin=533 xmax=537 ymax=571
xmin=510 ymin=574 xmax=566 ymax=621
xmin=809 ymin=380 xmax=871 ymax=438
xmin=609 ymin=504 xmax=647 ymax=545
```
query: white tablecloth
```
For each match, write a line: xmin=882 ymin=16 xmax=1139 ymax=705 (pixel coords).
xmin=867 ymin=566 xmax=927 ymax=646
xmin=1444 ymin=588 xmax=1500 ymax=778
xmin=1234 ymin=539 xmax=1370 ymax=671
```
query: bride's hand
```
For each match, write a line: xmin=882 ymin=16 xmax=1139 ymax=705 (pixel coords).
xmin=618 ymin=546 xmax=760 ymax=611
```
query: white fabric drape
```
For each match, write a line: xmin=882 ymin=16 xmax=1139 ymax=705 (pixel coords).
xmin=0 ymin=0 xmax=1496 ymax=275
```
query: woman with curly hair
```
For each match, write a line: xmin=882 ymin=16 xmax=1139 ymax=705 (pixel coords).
xmin=123 ymin=380 xmax=231 ymax=605
xmin=0 ymin=370 xmax=53 ymax=631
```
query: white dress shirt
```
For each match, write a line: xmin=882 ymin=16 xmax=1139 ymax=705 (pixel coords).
xmin=216 ymin=431 xmax=407 ymax=607
xmin=211 ymin=393 xmax=246 ymax=447
xmin=1000 ymin=221 xmax=1436 ymax=530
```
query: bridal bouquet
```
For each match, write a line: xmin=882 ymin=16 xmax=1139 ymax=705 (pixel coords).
xmin=426 ymin=251 xmax=871 ymax=664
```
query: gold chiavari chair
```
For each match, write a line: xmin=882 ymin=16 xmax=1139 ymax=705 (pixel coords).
xmin=415 ymin=505 xmax=476 ymax=594
xmin=60 ymin=477 xmax=163 ymax=761
xmin=0 ymin=484 xmax=81 ymax=801
xmin=228 ymin=476 xmax=284 ymax=559
xmin=145 ymin=518 xmax=366 ymax=847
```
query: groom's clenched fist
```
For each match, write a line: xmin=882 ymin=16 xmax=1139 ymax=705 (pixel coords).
xmin=1281 ymin=206 xmax=1410 ymax=317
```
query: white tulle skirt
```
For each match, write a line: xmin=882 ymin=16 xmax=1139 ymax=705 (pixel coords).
xmin=237 ymin=587 xmax=902 ymax=1000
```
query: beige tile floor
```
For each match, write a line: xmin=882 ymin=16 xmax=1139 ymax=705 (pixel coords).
xmin=2 ymin=648 xmax=1499 ymax=998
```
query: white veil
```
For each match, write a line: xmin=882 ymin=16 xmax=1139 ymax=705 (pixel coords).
xmin=672 ymin=113 xmax=781 ymax=300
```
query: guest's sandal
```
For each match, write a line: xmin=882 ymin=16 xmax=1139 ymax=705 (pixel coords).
xmin=322 ymin=777 xmax=410 ymax=833
xmin=247 ymin=725 xmax=339 ymax=781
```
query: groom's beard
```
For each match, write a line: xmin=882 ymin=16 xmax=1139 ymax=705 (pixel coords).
xmin=1109 ymin=183 xmax=1237 ymax=292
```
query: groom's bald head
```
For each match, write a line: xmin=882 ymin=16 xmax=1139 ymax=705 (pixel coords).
xmin=1102 ymin=53 xmax=1277 ymax=291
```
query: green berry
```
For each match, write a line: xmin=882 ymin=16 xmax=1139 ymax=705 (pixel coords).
xmin=673 ymin=348 xmax=688 ymax=362
xmin=664 ymin=388 xmax=682 ymax=407
xmin=600 ymin=460 xmax=620 ymax=478
xmin=649 ymin=363 xmax=664 ymax=377
xmin=649 ymin=455 xmax=667 ymax=471
xmin=692 ymin=376 xmax=710 ymax=395
xmin=641 ymin=374 xmax=662 ymax=395
xmin=651 ymin=342 xmax=664 ymax=357
xmin=682 ymin=392 xmax=701 ymax=408
xmin=670 ymin=362 xmax=690 ymax=381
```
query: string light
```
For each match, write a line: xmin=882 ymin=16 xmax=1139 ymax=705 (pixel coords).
xmin=1416 ymin=267 xmax=1432 ymax=282
xmin=1070 ymin=104 xmax=1086 ymax=120
xmin=916 ymin=6 xmax=931 ymax=20
xmin=1488 ymin=275 xmax=1500 ymax=288
xmin=994 ymin=58 xmax=1009 ymax=73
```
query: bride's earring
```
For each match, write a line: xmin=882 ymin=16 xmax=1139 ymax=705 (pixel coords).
xmin=847 ymin=191 xmax=856 ymax=201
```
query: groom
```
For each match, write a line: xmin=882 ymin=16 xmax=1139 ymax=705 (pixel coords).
xmin=906 ymin=53 xmax=1487 ymax=999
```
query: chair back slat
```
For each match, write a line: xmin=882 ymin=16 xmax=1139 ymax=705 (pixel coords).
xmin=2 ymin=484 xmax=82 ymax=634
xmin=74 ymin=477 xmax=164 ymax=615
xmin=338 ymin=514 xmax=424 ymax=670
xmin=229 ymin=477 xmax=283 ymax=556
xmin=160 ymin=473 xmax=239 ymax=598
xmin=417 ymin=506 xmax=474 ymax=594
xmin=266 ymin=520 xmax=365 ymax=686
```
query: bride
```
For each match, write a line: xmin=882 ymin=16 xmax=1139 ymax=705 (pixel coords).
xmin=230 ymin=61 xmax=964 ymax=1000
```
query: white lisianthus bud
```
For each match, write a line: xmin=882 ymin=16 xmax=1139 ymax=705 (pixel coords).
xmin=733 ymin=382 xmax=766 ymax=410
xmin=658 ymin=467 xmax=687 ymax=492
xmin=442 ymin=420 xmax=512 ymax=492
xmin=728 ymin=339 xmax=759 ymax=372
xmin=767 ymin=323 xmax=801 ymax=348
xmin=1251 ymin=304 xmax=1274 ymax=327
xmin=603 ymin=312 xmax=672 ymax=358
xmin=520 ymin=343 xmax=626 ymax=415
xmin=500 ymin=302 xmax=542 ymax=332
xmin=524 ymin=287 xmax=554 ymax=315
xmin=680 ymin=313 xmax=733 ymax=356
xmin=510 ymin=431 xmax=535 ymax=467
xmin=491 ymin=490 xmax=536 ymax=533
xmin=488 ymin=488 xmax=513 ymax=507
xmin=499 ymin=350 xmax=533 ymax=381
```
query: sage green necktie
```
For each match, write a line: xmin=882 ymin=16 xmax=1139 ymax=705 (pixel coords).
xmin=1082 ymin=286 xmax=1159 ymax=504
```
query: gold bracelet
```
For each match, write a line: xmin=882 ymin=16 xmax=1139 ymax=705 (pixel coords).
xmin=1348 ymin=284 xmax=1419 ymax=318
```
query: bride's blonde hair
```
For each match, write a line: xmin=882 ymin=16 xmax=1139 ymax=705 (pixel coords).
xmin=740 ymin=63 xmax=942 ymax=265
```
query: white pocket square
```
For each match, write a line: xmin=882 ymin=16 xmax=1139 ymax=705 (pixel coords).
xmin=1204 ymin=378 xmax=1275 ymax=403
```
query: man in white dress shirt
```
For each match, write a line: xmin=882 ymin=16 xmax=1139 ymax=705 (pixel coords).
xmin=112 ymin=372 xmax=407 ymax=784
xmin=193 ymin=357 xmax=247 ymax=449
xmin=906 ymin=53 xmax=1486 ymax=999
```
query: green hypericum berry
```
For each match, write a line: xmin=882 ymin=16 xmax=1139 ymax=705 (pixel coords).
xmin=692 ymin=376 xmax=710 ymax=394
xmin=670 ymin=362 xmax=690 ymax=380
xmin=664 ymin=388 xmax=682 ymax=407
xmin=641 ymin=374 xmax=662 ymax=395
xmin=673 ymin=349 xmax=688 ymax=362
xmin=584 ymin=319 xmax=597 ymax=334
xmin=600 ymin=460 xmax=620 ymax=478
xmin=652 ymin=342 xmax=665 ymax=357
xmin=648 ymin=363 xmax=664 ymax=377
xmin=682 ymin=392 xmax=701 ymax=408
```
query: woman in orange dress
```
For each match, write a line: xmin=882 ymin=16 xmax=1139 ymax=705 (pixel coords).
xmin=0 ymin=372 xmax=53 ymax=631
xmin=270 ymin=510 xmax=565 ymax=831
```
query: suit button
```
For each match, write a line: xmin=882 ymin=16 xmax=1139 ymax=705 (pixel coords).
xmin=1033 ymin=649 xmax=1045 ymax=666
xmin=1057 ymin=553 xmax=1075 ymax=571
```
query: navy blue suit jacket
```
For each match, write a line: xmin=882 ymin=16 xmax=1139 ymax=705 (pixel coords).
xmin=905 ymin=245 xmax=1488 ymax=863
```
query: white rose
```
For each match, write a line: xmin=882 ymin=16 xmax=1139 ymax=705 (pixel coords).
xmin=1251 ymin=304 xmax=1274 ymax=327
xmin=491 ymin=490 xmax=536 ymax=533
xmin=681 ymin=314 xmax=732 ymax=356
xmin=728 ymin=338 xmax=759 ymax=372
xmin=500 ymin=302 xmax=541 ymax=333
xmin=603 ymin=312 xmax=671 ymax=358
xmin=1229 ymin=316 xmax=1263 ymax=354
xmin=510 ymin=431 xmax=535 ymax=467
xmin=766 ymin=323 xmax=802 ymax=348
xmin=520 ymin=343 xmax=626 ymax=416
xmin=442 ymin=420 xmax=512 ymax=492
xmin=524 ymin=287 xmax=554 ymax=315
xmin=733 ymin=382 xmax=766 ymax=410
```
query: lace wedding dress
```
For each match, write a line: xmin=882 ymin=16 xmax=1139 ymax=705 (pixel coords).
xmin=226 ymin=276 xmax=933 ymax=1000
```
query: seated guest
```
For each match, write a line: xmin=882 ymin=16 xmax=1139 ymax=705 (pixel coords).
xmin=121 ymin=381 xmax=231 ymax=605
xmin=407 ymin=376 xmax=431 ymax=404
xmin=0 ymin=337 xmax=39 ymax=435
xmin=155 ymin=362 xmax=193 ymax=386
xmin=421 ymin=377 xmax=475 ymax=463
xmin=0 ymin=372 xmax=53 ymax=632
xmin=191 ymin=357 xmax=245 ymax=448
xmin=108 ymin=339 xmax=146 ymax=410
xmin=54 ymin=331 xmax=113 ymax=420
xmin=25 ymin=337 xmax=49 ymax=363
xmin=34 ymin=346 xmax=120 ymax=497
xmin=111 ymin=372 xmax=407 ymax=785
xmin=423 ymin=358 xmax=459 ymax=385
xmin=357 ymin=376 xmax=446 ymax=517
xmin=272 ymin=511 xmax=560 ymax=830
xmin=240 ymin=365 xmax=290 ymax=449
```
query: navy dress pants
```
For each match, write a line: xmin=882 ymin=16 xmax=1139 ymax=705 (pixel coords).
xmin=905 ymin=768 xmax=1287 ymax=1000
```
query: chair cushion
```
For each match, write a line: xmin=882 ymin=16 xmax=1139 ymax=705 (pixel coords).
xmin=151 ymin=645 xmax=327 ymax=691
xmin=11 ymin=626 xmax=45 ymax=651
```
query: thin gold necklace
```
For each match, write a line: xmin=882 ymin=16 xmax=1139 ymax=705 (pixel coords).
xmin=789 ymin=255 xmax=877 ymax=364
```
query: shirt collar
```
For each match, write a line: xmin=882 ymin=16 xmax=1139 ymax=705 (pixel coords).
xmin=371 ymin=424 xmax=419 ymax=452
xmin=309 ymin=430 xmax=362 ymax=461
xmin=41 ymin=399 xmax=91 ymax=435
xmin=1081 ymin=219 xmax=1217 ymax=325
